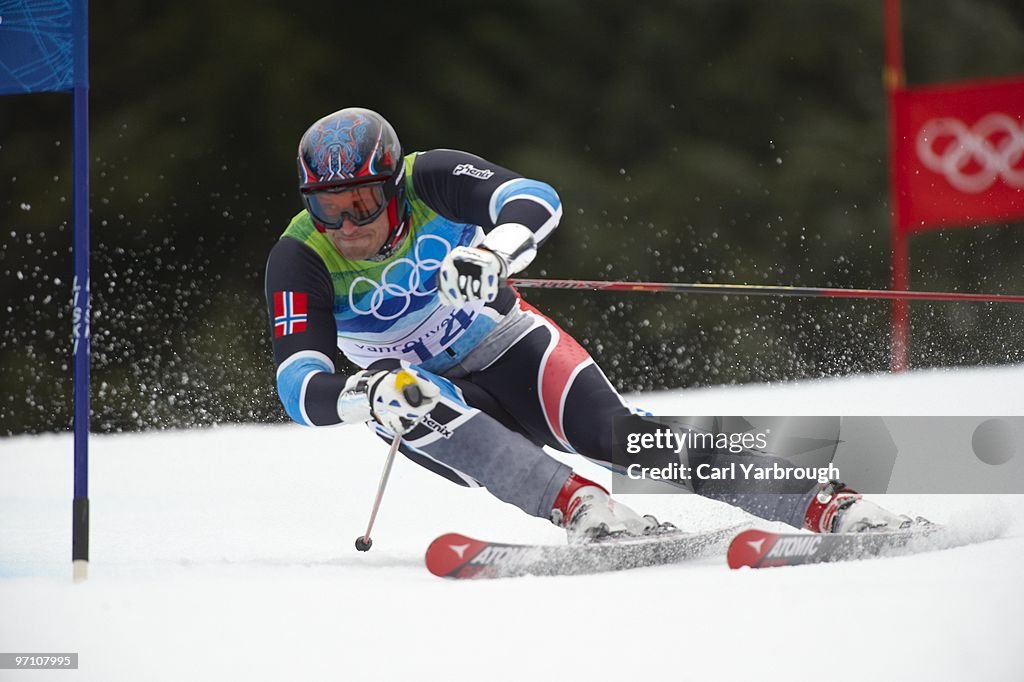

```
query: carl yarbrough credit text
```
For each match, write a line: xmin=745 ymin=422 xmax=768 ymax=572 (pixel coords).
xmin=625 ymin=460 xmax=841 ymax=483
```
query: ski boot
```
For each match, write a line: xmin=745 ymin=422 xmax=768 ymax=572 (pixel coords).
xmin=551 ymin=472 xmax=674 ymax=544
xmin=804 ymin=480 xmax=914 ymax=533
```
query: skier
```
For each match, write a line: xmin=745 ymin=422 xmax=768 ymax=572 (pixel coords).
xmin=264 ymin=107 xmax=908 ymax=543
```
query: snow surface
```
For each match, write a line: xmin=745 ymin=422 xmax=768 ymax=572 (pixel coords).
xmin=2 ymin=366 xmax=1023 ymax=682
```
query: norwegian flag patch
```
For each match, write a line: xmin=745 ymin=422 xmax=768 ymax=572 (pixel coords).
xmin=273 ymin=291 xmax=308 ymax=338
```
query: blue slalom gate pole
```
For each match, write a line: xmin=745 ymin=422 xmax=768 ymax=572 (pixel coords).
xmin=71 ymin=0 xmax=91 ymax=581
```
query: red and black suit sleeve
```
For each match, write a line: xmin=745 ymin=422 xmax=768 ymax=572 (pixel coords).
xmin=410 ymin=149 xmax=562 ymax=246
xmin=410 ymin=149 xmax=562 ymax=313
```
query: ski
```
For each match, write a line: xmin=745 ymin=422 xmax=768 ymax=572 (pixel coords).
xmin=425 ymin=525 xmax=743 ymax=579
xmin=727 ymin=522 xmax=998 ymax=569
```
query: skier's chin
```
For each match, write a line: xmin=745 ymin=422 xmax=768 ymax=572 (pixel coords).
xmin=331 ymin=236 xmax=380 ymax=261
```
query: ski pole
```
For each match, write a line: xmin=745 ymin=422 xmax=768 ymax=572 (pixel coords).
xmin=354 ymin=431 xmax=402 ymax=552
xmin=508 ymin=278 xmax=1024 ymax=305
xmin=354 ymin=370 xmax=424 ymax=552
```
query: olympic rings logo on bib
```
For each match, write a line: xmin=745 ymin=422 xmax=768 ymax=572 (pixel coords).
xmin=916 ymin=113 xmax=1024 ymax=193
xmin=349 ymin=234 xmax=453 ymax=320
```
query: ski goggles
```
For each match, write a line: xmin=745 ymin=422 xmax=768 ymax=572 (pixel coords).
xmin=302 ymin=183 xmax=389 ymax=229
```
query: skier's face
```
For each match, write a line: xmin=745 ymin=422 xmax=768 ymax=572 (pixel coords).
xmin=323 ymin=210 xmax=391 ymax=260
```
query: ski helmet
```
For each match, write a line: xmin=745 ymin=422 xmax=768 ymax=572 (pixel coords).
xmin=297 ymin=108 xmax=408 ymax=250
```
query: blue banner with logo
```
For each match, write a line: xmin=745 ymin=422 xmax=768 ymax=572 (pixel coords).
xmin=0 ymin=0 xmax=75 ymax=94
xmin=2 ymin=0 xmax=91 ymax=573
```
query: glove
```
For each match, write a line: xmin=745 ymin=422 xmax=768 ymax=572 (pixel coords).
xmin=438 ymin=223 xmax=538 ymax=307
xmin=366 ymin=369 xmax=441 ymax=435
xmin=437 ymin=246 xmax=507 ymax=307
